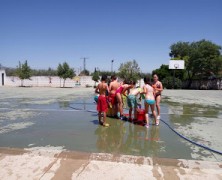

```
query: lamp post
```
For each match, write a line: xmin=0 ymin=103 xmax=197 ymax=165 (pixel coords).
xmin=111 ymin=60 xmax=114 ymax=73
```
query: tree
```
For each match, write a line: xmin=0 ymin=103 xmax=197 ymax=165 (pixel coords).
xmin=57 ymin=62 xmax=75 ymax=87
xmin=139 ymin=72 xmax=152 ymax=79
xmin=169 ymin=39 xmax=222 ymax=88
xmin=189 ymin=40 xmax=222 ymax=78
xmin=152 ymin=64 xmax=171 ymax=80
xmin=31 ymin=68 xmax=57 ymax=76
xmin=79 ymin=69 xmax=90 ymax=76
xmin=16 ymin=60 xmax=32 ymax=86
xmin=162 ymin=77 xmax=182 ymax=89
xmin=169 ymin=41 xmax=190 ymax=59
xmin=95 ymin=71 xmax=113 ymax=77
xmin=5 ymin=67 xmax=17 ymax=76
xmin=118 ymin=60 xmax=140 ymax=82
xmin=92 ymin=68 xmax=100 ymax=86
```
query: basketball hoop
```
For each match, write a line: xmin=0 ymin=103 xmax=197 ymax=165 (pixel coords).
xmin=169 ymin=60 xmax=184 ymax=70
xmin=174 ymin=64 xmax=179 ymax=69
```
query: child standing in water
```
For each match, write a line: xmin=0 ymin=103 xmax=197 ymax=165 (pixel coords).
xmin=95 ymin=75 xmax=109 ymax=127
xmin=116 ymin=80 xmax=129 ymax=119
xmin=152 ymin=74 xmax=163 ymax=120
xmin=109 ymin=75 xmax=119 ymax=117
xmin=143 ymin=77 xmax=158 ymax=128
xmin=123 ymin=81 xmax=141 ymax=121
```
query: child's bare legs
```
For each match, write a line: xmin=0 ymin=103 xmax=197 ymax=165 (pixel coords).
xmin=156 ymin=95 xmax=161 ymax=118
xmin=111 ymin=104 xmax=116 ymax=117
xmin=116 ymin=93 xmax=123 ymax=117
xmin=150 ymin=104 xmax=158 ymax=125
xmin=145 ymin=103 xmax=149 ymax=127
xmin=133 ymin=107 xmax=137 ymax=120
xmin=129 ymin=107 xmax=132 ymax=121
xmin=144 ymin=101 xmax=150 ymax=116
xmin=103 ymin=111 xmax=106 ymax=125
xmin=98 ymin=112 xmax=102 ymax=124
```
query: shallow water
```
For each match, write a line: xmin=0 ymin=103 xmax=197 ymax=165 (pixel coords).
xmin=0 ymin=87 xmax=222 ymax=162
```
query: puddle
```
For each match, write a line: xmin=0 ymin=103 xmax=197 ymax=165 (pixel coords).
xmin=0 ymin=87 xmax=222 ymax=162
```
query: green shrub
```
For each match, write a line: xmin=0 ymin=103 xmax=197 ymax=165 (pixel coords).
xmin=162 ymin=77 xmax=182 ymax=89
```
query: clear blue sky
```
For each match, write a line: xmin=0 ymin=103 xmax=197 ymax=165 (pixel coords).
xmin=0 ymin=0 xmax=222 ymax=73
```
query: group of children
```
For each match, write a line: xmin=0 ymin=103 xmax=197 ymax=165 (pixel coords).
xmin=94 ymin=74 xmax=163 ymax=128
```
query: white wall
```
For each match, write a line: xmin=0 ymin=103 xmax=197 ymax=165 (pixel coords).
xmin=4 ymin=75 xmax=95 ymax=87
xmin=2 ymin=72 xmax=144 ymax=88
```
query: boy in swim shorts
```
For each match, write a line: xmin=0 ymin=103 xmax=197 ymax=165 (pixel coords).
xmin=109 ymin=75 xmax=119 ymax=117
xmin=123 ymin=81 xmax=141 ymax=121
xmin=95 ymin=75 xmax=109 ymax=127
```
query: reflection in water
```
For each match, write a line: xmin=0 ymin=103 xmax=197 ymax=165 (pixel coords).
xmin=167 ymin=103 xmax=220 ymax=126
xmin=95 ymin=120 xmax=161 ymax=157
xmin=59 ymin=99 xmax=87 ymax=110
xmin=165 ymin=101 xmax=222 ymax=161
xmin=68 ymin=99 xmax=95 ymax=111
xmin=166 ymin=102 xmax=220 ymax=116
xmin=95 ymin=120 xmax=124 ymax=154
xmin=58 ymin=101 xmax=70 ymax=108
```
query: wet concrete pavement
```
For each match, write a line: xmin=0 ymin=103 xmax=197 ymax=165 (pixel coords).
xmin=0 ymin=147 xmax=222 ymax=180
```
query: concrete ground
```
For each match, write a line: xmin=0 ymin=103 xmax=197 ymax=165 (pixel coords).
xmin=0 ymin=147 xmax=222 ymax=180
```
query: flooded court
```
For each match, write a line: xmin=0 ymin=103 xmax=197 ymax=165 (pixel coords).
xmin=0 ymin=87 xmax=222 ymax=162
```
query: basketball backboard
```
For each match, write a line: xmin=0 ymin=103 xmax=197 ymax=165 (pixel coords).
xmin=169 ymin=60 xmax=185 ymax=69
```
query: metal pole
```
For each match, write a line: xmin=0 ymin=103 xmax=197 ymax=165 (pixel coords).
xmin=173 ymin=69 xmax=175 ymax=89
xmin=80 ymin=57 xmax=89 ymax=72
xmin=111 ymin=60 xmax=114 ymax=73
xmin=84 ymin=58 xmax=86 ymax=71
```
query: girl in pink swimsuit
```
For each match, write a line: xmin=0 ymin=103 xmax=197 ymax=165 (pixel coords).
xmin=116 ymin=80 xmax=129 ymax=118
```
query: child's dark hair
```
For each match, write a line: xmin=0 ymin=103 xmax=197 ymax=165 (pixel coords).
xmin=123 ymin=79 xmax=128 ymax=84
xmin=101 ymin=75 xmax=107 ymax=81
xmin=111 ymin=75 xmax=117 ymax=80
xmin=144 ymin=76 xmax=151 ymax=85
xmin=132 ymin=81 xmax=136 ymax=85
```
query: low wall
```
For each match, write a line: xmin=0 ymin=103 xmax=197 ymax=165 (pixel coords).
xmin=4 ymin=76 xmax=95 ymax=87
xmin=3 ymin=75 xmax=145 ymax=88
xmin=3 ymin=74 xmax=222 ymax=90
xmin=182 ymin=79 xmax=222 ymax=90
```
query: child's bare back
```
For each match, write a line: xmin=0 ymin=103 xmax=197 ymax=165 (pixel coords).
xmin=96 ymin=82 xmax=108 ymax=95
xmin=110 ymin=82 xmax=119 ymax=93
xmin=109 ymin=76 xmax=119 ymax=95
